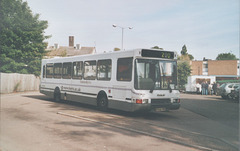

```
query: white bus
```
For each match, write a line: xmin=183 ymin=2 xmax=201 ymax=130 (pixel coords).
xmin=40 ymin=48 xmax=180 ymax=112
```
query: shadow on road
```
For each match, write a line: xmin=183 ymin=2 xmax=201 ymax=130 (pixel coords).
xmin=22 ymin=93 xmax=239 ymax=151
xmin=22 ymin=94 xmax=176 ymax=120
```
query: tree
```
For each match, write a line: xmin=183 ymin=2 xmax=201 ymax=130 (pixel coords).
xmin=179 ymin=45 xmax=194 ymax=60
xmin=181 ymin=45 xmax=187 ymax=55
xmin=114 ymin=47 xmax=121 ymax=51
xmin=188 ymin=54 xmax=194 ymax=60
xmin=177 ymin=61 xmax=191 ymax=89
xmin=216 ymin=52 xmax=237 ymax=60
xmin=0 ymin=0 xmax=49 ymax=76
xmin=177 ymin=45 xmax=192 ymax=89
xmin=151 ymin=46 xmax=163 ymax=50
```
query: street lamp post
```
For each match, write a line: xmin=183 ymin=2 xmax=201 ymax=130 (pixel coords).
xmin=112 ymin=24 xmax=133 ymax=50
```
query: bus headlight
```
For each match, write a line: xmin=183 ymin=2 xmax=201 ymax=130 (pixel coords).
xmin=142 ymin=99 xmax=148 ymax=104
xmin=171 ymin=98 xmax=180 ymax=103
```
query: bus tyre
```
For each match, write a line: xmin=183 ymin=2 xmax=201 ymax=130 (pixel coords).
xmin=54 ymin=88 xmax=61 ymax=102
xmin=98 ymin=95 xmax=108 ymax=111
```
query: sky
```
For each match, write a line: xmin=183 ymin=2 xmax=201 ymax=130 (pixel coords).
xmin=25 ymin=0 xmax=239 ymax=60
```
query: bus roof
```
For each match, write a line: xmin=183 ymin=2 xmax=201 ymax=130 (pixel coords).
xmin=42 ymin=48 xmax=177 ymax=62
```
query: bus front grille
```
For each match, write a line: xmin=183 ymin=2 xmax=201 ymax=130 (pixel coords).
xmin=151 ymin=99 xmax=171 ymax=106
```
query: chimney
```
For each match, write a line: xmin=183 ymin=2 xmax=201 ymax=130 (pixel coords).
xmin=69 ymin=36 xmax=74 ymax=47
xmin=76 ymin=44 xmax=80 ymax=50
xmin=54 ymin=43 xmax=58 ymax=49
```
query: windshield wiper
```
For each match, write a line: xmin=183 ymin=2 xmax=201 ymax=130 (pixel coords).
xmin=149 ymin=80 xmax=156 ymax=93
xmin=169 ymin=85 xmax=172 ymax=93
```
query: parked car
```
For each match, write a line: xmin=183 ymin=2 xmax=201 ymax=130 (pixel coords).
xmin=229 ymin=86 xmax=240 ymax=101
xmin=218 ymin=83 xmax=240 ymax=99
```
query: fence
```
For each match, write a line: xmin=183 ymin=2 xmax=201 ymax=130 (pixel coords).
xmin=0 ymin=73 xmax=40 ymax=94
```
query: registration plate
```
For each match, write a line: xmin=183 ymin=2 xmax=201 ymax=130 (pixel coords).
xmin=155 ymin=107 xmax=167 ymax=112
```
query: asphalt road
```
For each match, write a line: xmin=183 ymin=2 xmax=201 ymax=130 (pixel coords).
xmin=180 ymin=93 xmax=239 ymax=149
xmin=180 ymin=93 xmax=239 ymax=131
xmin=0 ymin=92 xmax=239 ymax=151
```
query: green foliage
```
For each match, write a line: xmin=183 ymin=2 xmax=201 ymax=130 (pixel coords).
xmin=179 ymin=45 xmax=194 ymax=60
xmin=178 ymin=54 xmax=191 ymax=61
xmin=188 ymin=54 xmax=194 ymax=60
xmin=151 ymin=46 xmax=163 ymax=50
xmin=180 ymin=45 xmax=187 ymax=55
xmin=177 ymin=61 xmax=191 ymax=89
xmin=216 ymin=52 xmax=237 ymax=60
xmin=0 ymin=0 xmax=49 ymax=76
xmin=114 ymin=47 xmax=121 ymax=51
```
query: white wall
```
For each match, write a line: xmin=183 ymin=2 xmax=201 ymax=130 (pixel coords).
xmin=185 ymin=75 xmax=216 ymax=92
xmin=0 ymin=73 xmax=40 ymax=94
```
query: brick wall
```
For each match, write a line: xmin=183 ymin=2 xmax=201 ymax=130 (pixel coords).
xmin=208 ymin=60 xmax=237 ymax=75
xmin=191 ymin=61 xmax=203 ymax=75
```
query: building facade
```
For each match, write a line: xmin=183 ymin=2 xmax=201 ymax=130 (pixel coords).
xmin=186 ymin=60 xmax=240 ymax=92
xmin=190 ymin=60 xmax=239 ymax=80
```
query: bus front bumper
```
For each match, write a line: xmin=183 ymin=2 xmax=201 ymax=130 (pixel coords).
xmin=131 ymin=103 xmax=180 ymax=112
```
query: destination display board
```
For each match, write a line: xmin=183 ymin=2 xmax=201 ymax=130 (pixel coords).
xmin=141 ymin=49 xmax=175 ymax=59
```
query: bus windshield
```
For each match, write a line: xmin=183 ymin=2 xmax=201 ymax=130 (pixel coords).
xmin=134 ymin=59 xmax=177 ymax=91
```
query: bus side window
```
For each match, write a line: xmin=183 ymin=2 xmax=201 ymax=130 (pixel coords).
xmin=73 ymin=61 xmax=83 ymax=79
xmin=84 ymin=60 xmax=96 ymax=80
xmin=62 ymin=62 xmax=72 ymax=79
xmin=43 ymin=65 xmax=46 ymax=78
xmin=97 ymin=59 xmax=111 ymax=81
xmin=117 ymin=58 xmax=133 ymax=81
xmin=53 ymin=63 xmax=62 ymax=79
xmin=46 ymin=63 xmax=53 ymax=78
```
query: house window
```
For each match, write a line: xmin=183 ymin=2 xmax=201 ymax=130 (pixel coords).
xmin=202 ymin=62 xmax=208 ymax=75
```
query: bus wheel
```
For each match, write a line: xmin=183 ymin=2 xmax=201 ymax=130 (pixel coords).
xmin=54 ymin=88 xmax=61 ymax=102
xmin=97 ymin=94 xmax=108 ymax=111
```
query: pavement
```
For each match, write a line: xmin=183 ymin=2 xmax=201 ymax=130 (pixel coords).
xmin=0 ymin=91 xmax=239 ymax=151
xmin=1 ymin=91 xmax=201 ymax=151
